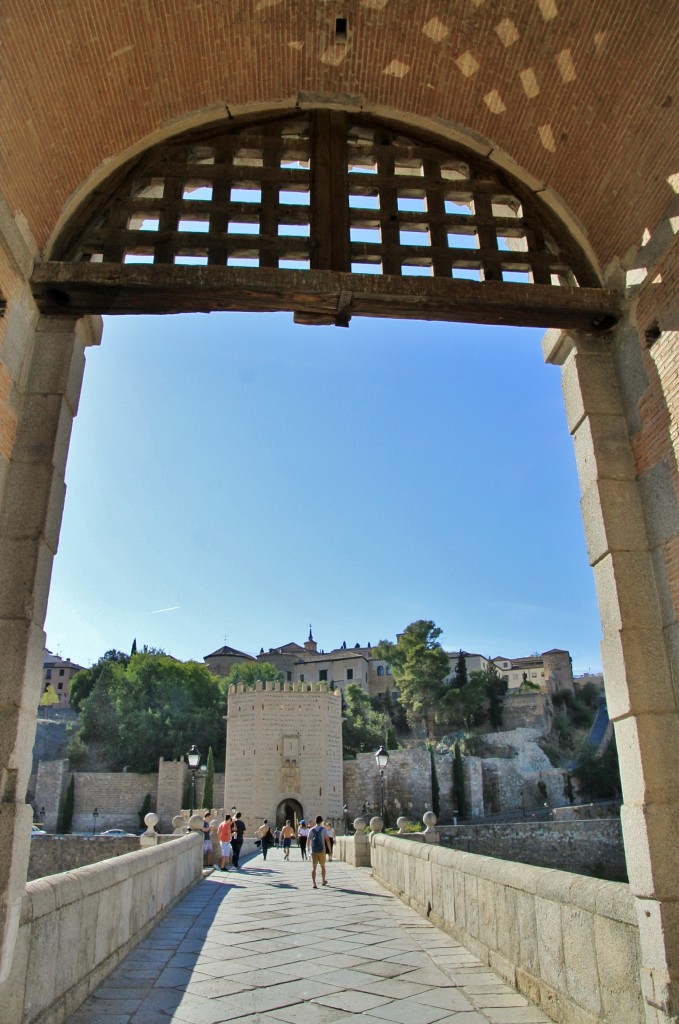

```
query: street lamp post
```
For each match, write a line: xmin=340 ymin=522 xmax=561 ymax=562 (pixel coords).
xmin=343 ymin=804 xmax=349 ymax=834
xmin=186 ymin=745 xmax=201 ymax=816
xmin=375 ymin=745 xmax=389 ymax=823
xmin=92 ymin=808 xmax=99 ymax=835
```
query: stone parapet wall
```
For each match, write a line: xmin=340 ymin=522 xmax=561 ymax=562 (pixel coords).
xmin=439 ymin=819 xmax=626 ymax=881
xmin=370 ymin=834 xmax=643 ymax=1024
xmin=0 ymin=832 xmax=202 ymax=1024
xmin=71 ymin=771 xmax=158 ymax=833
xmin=27 ymin=835 xmax=140 ymax=881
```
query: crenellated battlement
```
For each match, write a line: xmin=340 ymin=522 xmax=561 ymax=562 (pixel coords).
xmin=228 ymin=680 xmax=340 ymax=696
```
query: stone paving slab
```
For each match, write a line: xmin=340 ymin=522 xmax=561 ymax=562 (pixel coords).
xmin=66 ymin=850 xmax=553 ymax=1024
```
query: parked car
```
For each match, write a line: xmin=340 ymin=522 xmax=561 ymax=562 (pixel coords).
xmin=31 ymin=825 xmax=46 ymax=836
xmin=99 ymin=829 xmax=135 ymax=836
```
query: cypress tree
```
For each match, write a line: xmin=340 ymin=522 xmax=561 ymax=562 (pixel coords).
xmin=429 ymin=745 xmax=440 ymax=817
xmin=203 ymin=747 xmax=215 ymax=811
xmin=453 ymin=743 xmax=467 ymax=819
xmin=62 ymin=773 xmax=75 ymax=834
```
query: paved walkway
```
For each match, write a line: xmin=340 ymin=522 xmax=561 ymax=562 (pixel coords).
xmin=68 ymin=850 xmax=551 ymax=1024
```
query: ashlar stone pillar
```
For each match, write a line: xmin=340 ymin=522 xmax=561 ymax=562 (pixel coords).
xmin=0 ymin=300 xmax=101 ymax=983
xmin=545 ymin=326 xmax=679 ymax=1023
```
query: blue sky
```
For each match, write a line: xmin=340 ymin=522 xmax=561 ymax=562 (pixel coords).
xmin=44 ymin=311 xmax=603 ymax=675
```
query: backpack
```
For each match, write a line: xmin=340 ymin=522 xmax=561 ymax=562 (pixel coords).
xmin=310 ymin=825 xmax=325 ymax=854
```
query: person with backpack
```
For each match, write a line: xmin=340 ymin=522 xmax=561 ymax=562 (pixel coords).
xmin=308 ymin=815 xmax=330 ymax=888
xmin=257 ymin=819 xmax=275 ymax=861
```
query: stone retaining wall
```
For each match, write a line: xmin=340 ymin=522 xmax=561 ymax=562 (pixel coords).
xmin=0 ymin=832 xmax=202 ymax=1024
xmin=439 ymin=818 xmax=626 ymax=881
xmin=28 ymin=835 xmax=140 ymax=881
xmin=369 ymin=833 xmax=643 ymax=1024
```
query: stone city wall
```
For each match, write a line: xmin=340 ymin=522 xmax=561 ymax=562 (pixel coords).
xmin=70 ymin=771 xmax=158 ymax=833
xmin=1 ymin=833 xmax=202 ymax=1024
xmin=439 ymin=818 xmax=626 ymax=881
xmin=342 ymin=749 xmax=455 ymax=824
xmin=370 ymin=833 xmax=643 ymax=1024
xmin=27 ymin=835 xmax=140 ymax=881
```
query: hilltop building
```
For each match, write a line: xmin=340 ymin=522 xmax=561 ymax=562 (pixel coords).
xmin=42 ymin=650 xmax=84 ymax=708
xmin=205 ymin=630 xmax=576 ymax=701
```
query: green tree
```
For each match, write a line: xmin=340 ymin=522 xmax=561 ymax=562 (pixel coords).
xmin=342 ymin=683 xmax=385 ymax=758
xmin=453 ymin=743 xmax=467 ymax=819
xmin=429 ymin=745 xmax=440 ymax=817
xmin=483 ymin=665 xmax=508 ymax=729
xmin=203 ymin=747 xmax=215 ymax=810
xmin=224 ymin=660 xmax=282 ymax=690
xmin=77 ymin=652 xmax=226 ymax=772
xmin=61 ymin=773 xmax=75 ymax=834
xmin=452 ymin=651 xmax=468 ymax=690
xmin=573 ymin=738 xmax=621 ymax=801
xmin=69 ymin=649 xmax=130 ymax=712
xmin=39 ymin=684 xmax=60 ymax=713
xmin=375 ymin=621 xmax=450 ymax=737
xmin=138 ymin=792 xmax=152 ymax=829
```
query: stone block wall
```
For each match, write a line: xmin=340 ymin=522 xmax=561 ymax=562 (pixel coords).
xmin=0 ymin=832 xmax=202 ymax=1024
xmin=71 ymin=771 xmax=157 ymax=833
xmin=343 ymin=749 xmax=432 ymax=824
xmin=439 ymin=819 xmax=626 ymax=882
xmin=27 ymin=835 xmax=139 ymax=881
xmin=370 ymin=833 xmax=644 ymax=1024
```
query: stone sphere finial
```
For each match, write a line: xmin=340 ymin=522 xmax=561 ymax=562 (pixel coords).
xmin=143 ymin=812 xmax=159 ymax=835
xmin=188 ymin=813 xmax=204 ymax=832
xmin=172 ymin=815 xmax=185 ymax=834
xmin=423 ymin=810 xmax=437 ymax=832
xmin=396 ymin=816 xmax=408 ymax=834
xmin=369 ymin=815 xmax=383 ymax=833
xmin=353 ymin=817 xmax=366 ymax=833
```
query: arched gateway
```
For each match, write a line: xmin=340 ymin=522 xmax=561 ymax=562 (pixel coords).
xmin=1 ymin=4 xmax=678 ymax=1021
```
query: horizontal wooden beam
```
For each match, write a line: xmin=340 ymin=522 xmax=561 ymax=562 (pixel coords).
xmin=31 ymin=262 xmax=621 ymax=330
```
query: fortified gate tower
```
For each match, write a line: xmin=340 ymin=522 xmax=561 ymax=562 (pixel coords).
xmin=224 ymin=680 xmax=343 ymax=833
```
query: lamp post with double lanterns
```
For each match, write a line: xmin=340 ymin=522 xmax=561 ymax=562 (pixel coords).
xmin=186 ymin=745 xmax=200 ymax=816
xmin=375 ymin=744 xmax=389 ymax=823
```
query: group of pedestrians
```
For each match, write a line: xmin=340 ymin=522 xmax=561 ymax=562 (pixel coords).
xmin=202 ymin=809 xmax=336 ymax=887
xmin=201 ymin=810 xmax=246 ymax=872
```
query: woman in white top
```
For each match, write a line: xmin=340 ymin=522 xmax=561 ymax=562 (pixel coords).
xmin=324 ymin=822 xmax=336 ymax=860
xmin=297 ymin=820 xmax=310 ymax=860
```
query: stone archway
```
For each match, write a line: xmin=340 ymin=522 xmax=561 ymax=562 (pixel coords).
xmin=276 ymin=798 xmax=303 ymax=829
xmin=0 ymin=72 xmax=677 ymax=1017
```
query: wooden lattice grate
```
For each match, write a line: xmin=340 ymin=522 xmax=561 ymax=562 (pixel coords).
xmin=54 ymin=111 xmax=599 ymax=290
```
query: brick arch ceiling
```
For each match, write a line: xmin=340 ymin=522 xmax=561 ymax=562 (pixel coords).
xmin=1 ymin=0 xmax=677 ymax=269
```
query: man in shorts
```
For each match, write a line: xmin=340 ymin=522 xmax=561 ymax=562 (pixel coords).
xmin=217 ymin=814 xmax=232 ymax=872
xmin=308 ymin=815 xmax=330 ymax=888
xmin=280 ymin=819 xmax=295 ymax=860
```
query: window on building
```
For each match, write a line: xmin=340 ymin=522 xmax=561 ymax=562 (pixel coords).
xmin=319 ymin=669 xmax=328 ymax=681
xmin=287 ymin=671 xmax=291 ymax=681
xmin=347 ymin=669 xmax=354 ymax=680
xmin=386 ymin=665 xmax=392 ymax=675
xmin=46 ymin=669 xmax=51 ymax=679
xmin=531 ymin=672 xmax=537 ymax=678
xmin=57 ymin=681 xmax=63 ymax=690
xmin=377 ymin=666 xmax=384 ymax=676
xmin=59 ymin=669 xmax=65 ymax=676
xmin=300 ymin=674 xmax=305 ymax=683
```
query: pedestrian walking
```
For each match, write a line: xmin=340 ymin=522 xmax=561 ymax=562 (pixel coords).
xmin=273 ymin=827 xmax=281 ymax=849
xmin=257 ymin=819 xmax=275 ymax=860
xmin=281 ymin=819 xmax=295 ymax=859
xmin=325 ymin=821 xmax=336 ymax=860
xmin=298 ymin=819 xmax=309 ymax=860
xmin=230 ymin=811 xmax=246 ymax=870
xmin=217 ymin=814 xmax=232 ymax=872
xmin=308 ymin=815 xmax=331 ymax=888
xmin=201 ymin=811 xmax=212 ymax=866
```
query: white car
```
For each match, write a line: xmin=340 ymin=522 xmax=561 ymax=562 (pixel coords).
xmin=31 ymin=825 xmax=46 ymax=836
